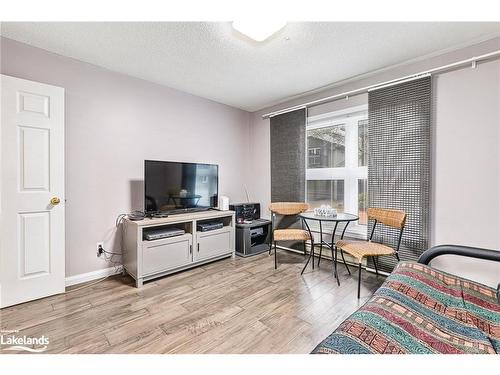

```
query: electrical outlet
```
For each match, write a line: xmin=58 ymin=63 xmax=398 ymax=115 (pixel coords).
xmin=96 ymin=242 xmax=104 ymax=257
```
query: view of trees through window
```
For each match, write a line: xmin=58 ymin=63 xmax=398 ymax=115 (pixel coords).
xmin=307 ymin=124 xmax=345 ymax=168
xmin=358 ymin=119 xmax=368 ymax=167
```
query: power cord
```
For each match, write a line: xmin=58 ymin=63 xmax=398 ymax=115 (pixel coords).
xmin=97 ymin=244 xmax=120 ymax=256
xmin=69 ymin=246 xmax=122 ymax=293
xmin=68 ymin=211 xmax=143 ymax=293
xmin=67 ymin=272 xmax=117 ymax=293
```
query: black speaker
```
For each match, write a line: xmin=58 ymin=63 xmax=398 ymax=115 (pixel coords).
xmin=229 ymin=203 xmax=260 ymax=224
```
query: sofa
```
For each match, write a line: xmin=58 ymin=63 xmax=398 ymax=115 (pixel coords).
xmin=312 ymin=245 xmax=500 ymax=354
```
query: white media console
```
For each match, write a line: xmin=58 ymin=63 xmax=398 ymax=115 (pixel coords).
xmin=123 ymin=210 xmax=235 ymax=287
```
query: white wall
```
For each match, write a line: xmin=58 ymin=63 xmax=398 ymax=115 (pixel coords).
xmin=433 ymin=59 xmax=500 ymax=248
xmin=248 ymin=37 xmax=500 ymax=286
xmin=1 ymin=35 xmax=499 ymax=285
xmin=430 ymin=58 xmax=500 ymax=286
xmin=0 ymin=37 xmax=251 ymax=277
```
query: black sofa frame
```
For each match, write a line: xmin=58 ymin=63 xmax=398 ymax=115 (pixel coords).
xmin=418 ymin=244 xmax=500 ymax=264
xmin=418 ymin=244 xmax=500 ymax=303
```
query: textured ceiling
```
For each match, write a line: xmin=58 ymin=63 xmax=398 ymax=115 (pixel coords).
xmin=1 ymin=22 xmax=499 ymax=111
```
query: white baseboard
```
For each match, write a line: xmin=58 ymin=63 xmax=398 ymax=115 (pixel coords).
xmin=65 ymin=265 xmax=123 ymax=287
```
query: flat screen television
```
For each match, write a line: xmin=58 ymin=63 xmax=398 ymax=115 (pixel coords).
xmin=144 ymin=160 xmax=218 ymax=215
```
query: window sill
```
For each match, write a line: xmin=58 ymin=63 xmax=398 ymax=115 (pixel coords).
xmin=343 ymin=229 xmax=368 ymax=240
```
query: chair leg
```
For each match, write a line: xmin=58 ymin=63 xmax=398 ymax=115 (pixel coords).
xmin=332 ymin=246 xmax=336 ymax=276
xmin=317 ymin=245 xmax=322 ymax=267
xmin=269 ymin=240 xmax=272 ymax=255
xmin=373 ymin=256 xmax=379 ymax=276
xmin=340 ymin=249 xmax=351 ymax=275
xmin=357 ymin=263 xmax=362 ymax=299
xmin=312 ymin=241 xmax=315 ymax=270
xmin=334 ymin=246 xmax=340 ymax=286
xmin=303 ymin=241 xmax=306 ymax=256
xmin=395 ymin=252 xmax=400 ymax=262
xmin=311 ymin=241 xmax=315 ymax=270
xmin=274 ymin=241 xmax=277 ymax=269
xmin=301 ymin=240 xmax=314 ymax=275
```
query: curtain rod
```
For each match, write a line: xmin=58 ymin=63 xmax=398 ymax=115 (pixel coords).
xmin=262 ymin=49 xmax=500 ymax=119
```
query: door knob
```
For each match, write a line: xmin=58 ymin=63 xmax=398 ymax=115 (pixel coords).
xmin=50 ymin=197 xmax=61 ymax=205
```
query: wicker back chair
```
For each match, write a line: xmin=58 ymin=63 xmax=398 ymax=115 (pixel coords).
xmin=269 ymin=202 xmax=309 ymax=216
xmin=367 ymin=208 xmax=407 ymax=230
xmin=336 ymin=207 xmax=407 ymax=298
xmin=269 ymin=202 xmax=314 ymax=270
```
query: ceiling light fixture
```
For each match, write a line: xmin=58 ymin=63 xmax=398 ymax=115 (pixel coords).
xmin=232 ymin=20 xmax=287 ymax=42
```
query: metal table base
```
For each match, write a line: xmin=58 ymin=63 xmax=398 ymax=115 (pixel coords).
xmin=299 ymin=212 xmax=359 ymax=285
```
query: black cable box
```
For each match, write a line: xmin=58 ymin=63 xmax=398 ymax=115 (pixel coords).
xmin=197 ymin=222 xmax=224 ymax=232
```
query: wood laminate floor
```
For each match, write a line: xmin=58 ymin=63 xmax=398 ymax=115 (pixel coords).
xmin=0 ymin=251 xmax=385 ymax=354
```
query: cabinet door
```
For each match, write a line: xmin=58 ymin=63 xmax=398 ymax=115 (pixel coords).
xmin=142 ymin=235 xmax=192 ymax=276
xmin=195 ymin=228 xmax=231 ymax=261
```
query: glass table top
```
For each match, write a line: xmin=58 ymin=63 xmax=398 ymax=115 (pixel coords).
xmin=299 ymin=212 xmax=359 ymax=222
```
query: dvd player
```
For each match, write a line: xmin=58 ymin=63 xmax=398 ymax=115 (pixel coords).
xmin=197 ymin=222 xmax=224 ymax=232
xmin=144 ymin=227 xmax=185 ymax=241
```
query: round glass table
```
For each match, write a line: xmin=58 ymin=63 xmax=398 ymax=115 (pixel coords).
xmin=299 ymin=212 xmax=359 ymax=284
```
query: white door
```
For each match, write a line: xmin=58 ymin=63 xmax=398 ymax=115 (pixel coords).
xmin=0 ymin=75 xmax=65 ymax=308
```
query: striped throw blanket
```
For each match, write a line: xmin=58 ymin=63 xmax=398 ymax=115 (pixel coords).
xmin=312 ymin=262 xmax=500 ymax=354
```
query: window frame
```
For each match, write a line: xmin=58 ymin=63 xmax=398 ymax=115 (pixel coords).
xmin=306 ymin=104 xmax=368 ymax=238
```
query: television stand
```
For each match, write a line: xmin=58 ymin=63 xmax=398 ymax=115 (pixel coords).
xmin=122 ymin=210 xmax=235 ymax=287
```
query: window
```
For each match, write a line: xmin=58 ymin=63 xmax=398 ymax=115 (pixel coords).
xmin=306 ymin=105 xmax=368 ymax=236
xmin=307 ymin=180 xmax=344 ymax=212
xmin=358 ymin=119 xmax=368 ymax=167
xmin=307 ymin=124 xmax=345 ymax=168
xmin=358 ymin=178 xmax=368 ymax=225
xmin=308 ymin=147 xmax=321 ymax=166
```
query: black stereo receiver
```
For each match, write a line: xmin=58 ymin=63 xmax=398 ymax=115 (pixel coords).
xmin=197 ymin=221 xmax=224 ymax=232
xmin=229 ymin=203 xmax=260 ymax=224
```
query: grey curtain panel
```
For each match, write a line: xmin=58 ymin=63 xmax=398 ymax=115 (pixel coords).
xmin=270 ymin=108 xmax=306 ymax=202
xmin=270 ymin=108 xmax=307 ymax=250
xmin=368 ymin=76 xmax=432 ymax=273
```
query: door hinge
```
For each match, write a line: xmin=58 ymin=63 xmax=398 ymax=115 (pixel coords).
xmin=189 ymin=244 xmax=192 ymax=254
xmin=197 ymin=243 xmax=200 ymax=252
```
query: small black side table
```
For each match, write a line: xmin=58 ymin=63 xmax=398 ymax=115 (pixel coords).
xmin=235 ymin=219 xmax=272 ymax=257
xmin=299 ymin=212 xmax=359 ymax=284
